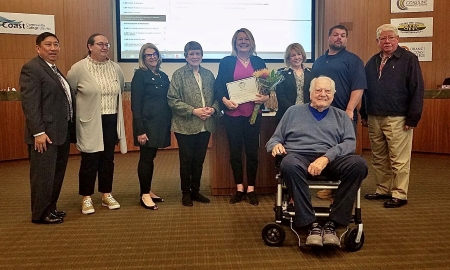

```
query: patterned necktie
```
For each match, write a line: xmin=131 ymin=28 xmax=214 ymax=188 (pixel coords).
xmin=52 ymin=65 xmax=73 ymax=121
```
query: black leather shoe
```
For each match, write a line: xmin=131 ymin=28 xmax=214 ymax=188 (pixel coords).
xmin=191 ymin=192 xmax=210 ymax=203
xmin=384 ymin=198 xmax=407 ymax=208
xmin=53 ymin=210 xmax=66 ymax=217
xmin=246 ymin=192 xmax=259 ymax=206
xmin=182 ymin=193 xmax=193 ymax=207
xmin=32 ymin=214 xmax=63 ymax=224
xmin=364 ymin=192 xmax=392 ymax=200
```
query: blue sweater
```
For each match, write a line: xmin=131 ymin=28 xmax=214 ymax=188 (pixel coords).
xmin=266 ymin=104 xmax=355 ymax=162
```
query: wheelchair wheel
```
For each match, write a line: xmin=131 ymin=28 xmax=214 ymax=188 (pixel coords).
xmin=344 ymin=227 xmax=364 ymax=252
xmin=262 ymin=223 xmax=285 ymax=246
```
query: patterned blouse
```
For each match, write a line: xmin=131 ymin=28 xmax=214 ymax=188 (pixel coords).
xmin=87 ymin=56 xmax=120 ymax=114
xmin=294 ymin=70 xmax=305 ymax=105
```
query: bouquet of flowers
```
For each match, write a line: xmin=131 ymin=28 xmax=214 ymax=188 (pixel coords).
xmin=249 ymin=68 xmax=285 ymax=124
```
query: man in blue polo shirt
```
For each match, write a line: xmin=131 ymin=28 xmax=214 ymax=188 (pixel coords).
xmin=312 ymin=24 xmax=367 ymax=199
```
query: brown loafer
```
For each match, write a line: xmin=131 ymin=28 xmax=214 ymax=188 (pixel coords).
xmin=364 ymin=192 xmax=392 ymax=200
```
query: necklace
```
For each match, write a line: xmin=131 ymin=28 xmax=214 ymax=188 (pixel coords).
xmin=150 ymin=69 xmax=161 ymax=79
xmin=237 ymin=55 xmax=250 ymax=64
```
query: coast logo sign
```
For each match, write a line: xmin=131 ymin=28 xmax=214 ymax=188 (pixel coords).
xmin=0 ymin=12 xmax=54 ymax=35
xmin=0 ymin=16 xmax=24 ymax=29
xmin=391 ymin=0 xmax=434 ymax=13
xmin=397 ymin=0 xmax=408 ymax=10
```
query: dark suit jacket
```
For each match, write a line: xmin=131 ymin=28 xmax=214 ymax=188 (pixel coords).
xmin=20 ymin=56 xmax=76 ymax=145
xmin=275 ymin=67 xmax=313 ymax=122
xmin=131 ymin=68 xmax=172 ymax=148
xmin=214 ymin=55 xmax=266 ymax=111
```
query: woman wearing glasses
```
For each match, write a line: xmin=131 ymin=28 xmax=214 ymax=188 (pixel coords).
xmin=67 ymin=33 xmax=127 ymax=215
xmin=131 ymin=43 xmax=171 ymax=210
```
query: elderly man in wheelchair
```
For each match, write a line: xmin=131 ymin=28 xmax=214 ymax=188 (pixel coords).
xmin=266 ymin=76 xmax=368 ymax=247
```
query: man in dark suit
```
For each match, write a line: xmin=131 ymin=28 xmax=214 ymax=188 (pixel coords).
xmin=20 ymin=32 xmax=76 ymax=224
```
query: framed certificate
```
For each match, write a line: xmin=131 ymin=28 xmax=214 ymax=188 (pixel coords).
xmin=226 ymin=76 xmax=258 ymax=104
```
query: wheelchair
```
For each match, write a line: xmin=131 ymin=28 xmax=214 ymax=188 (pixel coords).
xmin=261 ymin=157 xmax=365 ymax=252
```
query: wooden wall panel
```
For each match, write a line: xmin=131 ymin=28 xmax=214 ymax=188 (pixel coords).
xmin=0 ymin=102 xmax=27 ymax=160
xmin=362 ymin=99 xmax=450 ymax=154
xmin=63 ymin=0 xmax=114 ymax=75
xmin=1 ymin=0 xmax=450 ymax=162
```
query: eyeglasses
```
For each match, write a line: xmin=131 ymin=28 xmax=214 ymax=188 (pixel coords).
xmin=314 ymin=88 xmax=332 ymax=95
xmin=378 ymin=36 xmax=397 ymax=42
xmin=95 ymin=43 xmax=111 ymax=48
xmin=144 ymin=52 xmax=159 ymax=58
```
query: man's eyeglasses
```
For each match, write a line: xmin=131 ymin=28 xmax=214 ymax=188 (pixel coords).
xmin=314 ymin=88 xmax=332 ymax=95
xmin=378 ymin=36 xmax=397 ymax=42
xmin=144 ymin=52 xmax=159 ymax=58
xmin=95 ymin=43 xmax=111 ymax=48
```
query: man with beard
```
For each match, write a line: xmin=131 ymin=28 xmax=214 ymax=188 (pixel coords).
xmin=312 ymin=25 xmax=367 ymax=200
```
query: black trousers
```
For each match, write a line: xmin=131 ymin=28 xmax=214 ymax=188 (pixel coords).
xmin=138 ymin=146 xmax=158 ymax=194
xmin=28 ymin=131 xmax=70 ymax=220
xmin=223 ymin=114 xmax=261 ymax=186
xmin=79 ymin=114 xmax=118 ymax=196
xmin=281 ymin=153 xmax=368 ymax=227
xmin=174 ymin=131 xmax=210 ymax=194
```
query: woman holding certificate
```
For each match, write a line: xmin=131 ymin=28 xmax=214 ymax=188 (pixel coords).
xmin=168 ymin=41 xmax=219 ymax=207
xmin=214 ymin=28 xmax=268 ymax=206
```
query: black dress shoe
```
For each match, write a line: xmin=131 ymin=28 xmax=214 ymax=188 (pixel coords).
xmin=182 ymin=193 xmax=193 ymax=207
xmin=384 ymin=198 xmax=407 ymax=208
xmin=191 ymin=192 xmax=210 ymax=203
xmin=32 ymin=214 xmax=63 ymax=224
xmin=364 ymin=192 xmax=392 ymax=200
xmin=140 ymin=198 xmax=158 ymax=210
xmin=150 ymin=196 xmax=164 ymax=203
xmin=53 ymin=210 xmax=66 ymax=217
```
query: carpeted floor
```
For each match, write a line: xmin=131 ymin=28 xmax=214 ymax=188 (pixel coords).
xmin=0 ymin=150 xmax=449 ymax=269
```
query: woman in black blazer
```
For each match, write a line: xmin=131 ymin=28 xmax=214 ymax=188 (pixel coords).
xmin=131 ymin=43 xmax=172 ymax=210
xmin=214 ymin=28 xmax=269 ymax=206
xmin=275 ymin=43 xmax=314 ymax=122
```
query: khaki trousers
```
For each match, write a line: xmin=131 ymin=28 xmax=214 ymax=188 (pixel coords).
xmin=368 ymin=115 xmax=413 ymax=200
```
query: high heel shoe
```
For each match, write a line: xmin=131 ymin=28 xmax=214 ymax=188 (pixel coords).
xmin=140 ymin=198 xmax=158 ymax=210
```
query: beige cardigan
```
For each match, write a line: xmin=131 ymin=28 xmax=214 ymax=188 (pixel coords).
xmin=67 ymin=57 xmax=127 ymax=154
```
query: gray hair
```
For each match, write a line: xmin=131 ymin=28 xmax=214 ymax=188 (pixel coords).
xmin=376 ymin=24 xmax=399 ymax=39
xmin=309 ymin=76 xmax=336 ymax=94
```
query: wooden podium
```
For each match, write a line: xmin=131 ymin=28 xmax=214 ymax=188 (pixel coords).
xmin=209 ymin=114 xmax=279 ymax=195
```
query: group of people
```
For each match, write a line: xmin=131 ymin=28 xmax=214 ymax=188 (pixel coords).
xmin=266 ymin=23 xmax=423 ymax=247
xmin=20 ymin=21 xmax=424 ymax=239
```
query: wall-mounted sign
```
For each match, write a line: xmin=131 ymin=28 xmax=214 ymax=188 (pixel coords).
xmin=0 ymin=12 xmax=54 ymax=35
xmin=391 ymin=17 xmax=433 ymax=37
xmin=399 ymin=42 xmax=432 ymax=61
xmin=391 ymin=0 xmax=434 ymax=13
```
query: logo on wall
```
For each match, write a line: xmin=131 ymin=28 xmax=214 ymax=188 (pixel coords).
xmin=0 ymin=12 xmax=55 ymax=35
xmin=391 ymin=0 xmax=434 ymax=13
xmin=399 ymin=42 xmax=432 ymax=61
xmin=391 ymin=17 xmax=433 ymax=37
xmin=397 ymin=22 xmax=426 ymax=32
xmin=0 ymin=16 xmax=24 ymax=28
